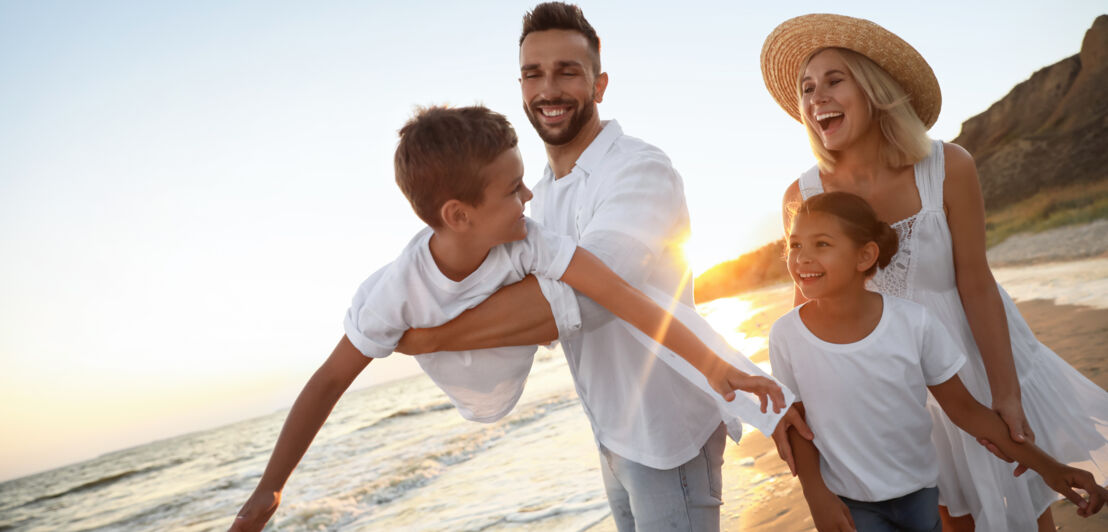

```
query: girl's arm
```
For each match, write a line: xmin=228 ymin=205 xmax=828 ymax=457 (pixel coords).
xmin=786 ymin=404 xmax=855 ymax=532
xmin=229 ymin=336 xmax=371 ymax=532
xmin=929 ymin=375 xmax=1106 ymax=516
xmin=559 ymin=246 xmax=784 ymax=408
xmin=942 ymin=143 xmax=1031 ymax=443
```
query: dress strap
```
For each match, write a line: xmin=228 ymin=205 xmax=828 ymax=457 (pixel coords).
xmin=914 ymin=139 xmax=946 ymax=210
xmin=798 ymin=166 xmax=823 ymax=200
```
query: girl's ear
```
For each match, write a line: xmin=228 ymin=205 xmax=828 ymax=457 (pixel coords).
xmin=439 ymin=199 xmax=470 ymax=232
xmin=857 ymin=241 xmax=879 ymax=273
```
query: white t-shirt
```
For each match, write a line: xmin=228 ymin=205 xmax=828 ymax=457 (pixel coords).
xmin=533 ymin=120 xmax=791 ymax=469
xmin=768 ymin=294 xmax=966 ymax=502
xmin=344 ymin=218 xmax=576 ymax=422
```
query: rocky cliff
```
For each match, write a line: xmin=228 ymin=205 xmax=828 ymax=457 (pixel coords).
xmin=953 ymin=15 xmax=1108 ymax=210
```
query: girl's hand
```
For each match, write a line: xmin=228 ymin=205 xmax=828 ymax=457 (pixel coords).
xmin=228 ymin=489 xmax=281 ymax=532
xmin=1041 ymin=465 xmax=1107 ymax=517
xmin=805 ymin=485 xmax=856 ymax=531
xmin=772 ymin=405 xmax=814 ymax=476
xmin=395 ymin=327 xmax=435 ymax=355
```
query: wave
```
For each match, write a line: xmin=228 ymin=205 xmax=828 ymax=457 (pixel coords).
xmin=17 ymin=459 xmax=183 ymax=509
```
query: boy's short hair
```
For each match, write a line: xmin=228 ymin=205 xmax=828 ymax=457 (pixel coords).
xmin=394 ymin=105 xmax=519 ymax=228
xmin=520 ymin=2 xmax=601 ymax=75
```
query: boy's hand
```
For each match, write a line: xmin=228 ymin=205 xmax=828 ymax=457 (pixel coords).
xmin=710 ymin=364 xmax=785 ymax=413
xmin=1042 ymin=465 xmax=1107 ymax=517
xmin=228 ymin=489 xmax=281 ymax=532
xmin=805 ymin=485 xmax=856 ymax=532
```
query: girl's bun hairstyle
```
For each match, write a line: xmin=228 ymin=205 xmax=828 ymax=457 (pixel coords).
xmin=798 ymin=191 xmax=899 ymax=277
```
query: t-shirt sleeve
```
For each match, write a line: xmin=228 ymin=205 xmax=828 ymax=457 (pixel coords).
xmin=515 ymin=218 xmax=577 ymax=280
xmin=918 ymin=309 xmax=966 ymax=386
xmin=342 ymin=265 xmax=407 ymax=358
xmin=579 ymin=157 xmax=685 ymax=258
xmin=768 ymin=321 xmax=802 ymax=403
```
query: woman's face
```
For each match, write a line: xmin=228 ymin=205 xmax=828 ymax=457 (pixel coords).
xmin=800 ymin=49 xmax=875 ymax=152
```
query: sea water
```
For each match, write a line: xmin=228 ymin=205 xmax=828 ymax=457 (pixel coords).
xmin=2 ymin=258 xmax=1104 ymax=531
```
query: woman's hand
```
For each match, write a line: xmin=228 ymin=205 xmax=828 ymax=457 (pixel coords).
xmin=771 ymin=404 xmax=813 ymax=476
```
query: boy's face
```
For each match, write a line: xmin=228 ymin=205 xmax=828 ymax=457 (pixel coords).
xmin=469 ymin=147 xmax=532 ymax=245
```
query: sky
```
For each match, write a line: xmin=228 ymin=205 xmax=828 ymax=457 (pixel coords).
xmin=1 ymin=0 xmax=1103 ymax=482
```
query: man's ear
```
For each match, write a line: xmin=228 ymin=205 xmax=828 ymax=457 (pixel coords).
xmin=439 ymin=199 xmax=470 ymax=232
xmin=857 ymin=241 xmax=879 ymax=273
xmin=593 ymin=72 xmax=609 ymax=103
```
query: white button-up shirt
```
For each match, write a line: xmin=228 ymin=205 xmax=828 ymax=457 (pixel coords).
xmin=532 ymin=120 xmax=724 ymax=469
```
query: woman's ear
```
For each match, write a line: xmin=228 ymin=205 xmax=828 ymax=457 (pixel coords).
xmin=439 ymin=199 xmax=470 ymax=232
xmin=857 ymin=241 xmax=879 ymax=273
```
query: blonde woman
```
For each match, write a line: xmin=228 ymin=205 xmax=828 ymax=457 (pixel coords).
xmin=761 ymin=14 xmax=1108 ymax=532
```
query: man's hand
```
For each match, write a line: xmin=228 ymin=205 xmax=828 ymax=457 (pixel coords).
xmin=772 ymin=404 xmax=813 ymax=476
xmin=805 ymin=486 xmax=856 ymax=532
xmin=228 ymin=489 xmax=281 ymax=532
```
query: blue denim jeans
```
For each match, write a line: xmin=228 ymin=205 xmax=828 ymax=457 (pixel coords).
xmin=839 ymin=486 xmax=941 ymax=532
xmin=598 ymin=423 xmax=726 ymax=532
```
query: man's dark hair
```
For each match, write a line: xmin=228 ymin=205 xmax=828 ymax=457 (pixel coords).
xmin=394 ymin=105 xmax=518 ymax=228
xmin=520 ymin=2 xmax=601 ymax=74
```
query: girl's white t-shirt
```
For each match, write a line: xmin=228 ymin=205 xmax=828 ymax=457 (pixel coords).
xmin=768 ymin=294 xmax=965 ymax=502
xmin=343 ymin=218 xmax=576 ymax=422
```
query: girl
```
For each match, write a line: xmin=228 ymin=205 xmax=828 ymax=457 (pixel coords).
xmin=761 ymin=13 xmax=1108 ymax=531
xmin=770 ymin=191 xmax=1106 ymax=531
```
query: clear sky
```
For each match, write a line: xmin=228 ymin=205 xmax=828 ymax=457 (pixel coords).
xmin=1 ymin=0 xmax=1102 ymax=482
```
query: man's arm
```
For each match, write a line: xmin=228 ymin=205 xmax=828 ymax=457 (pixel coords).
xmin=229 ymin=336 xmax=371 ymax=531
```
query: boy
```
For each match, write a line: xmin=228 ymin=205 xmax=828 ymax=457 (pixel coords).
xmin=229 ymin=105 xmax=790 ymax=530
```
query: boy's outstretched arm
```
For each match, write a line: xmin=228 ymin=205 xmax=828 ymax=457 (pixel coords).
xmin=395 ymin=275 xmax=558 ymax=354
xmin=559 ymin=247 xmax=784 ymax=408
xmin=930 ymin=375 xmax=1107 ymax=517
xmin=229 ymin=335 xmax=371 ymax=532
xmin=783 ymin=404 xmax=855 ymax=532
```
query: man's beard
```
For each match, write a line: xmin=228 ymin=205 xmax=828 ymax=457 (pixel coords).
xmin=524 ymin=95 xmax=596 ymax=146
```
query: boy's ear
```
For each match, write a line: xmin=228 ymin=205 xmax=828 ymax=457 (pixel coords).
xmin=857 ymin=241 xmax=879 ymax=272
xmin=439 ymin=199 xmax=470 ymax=232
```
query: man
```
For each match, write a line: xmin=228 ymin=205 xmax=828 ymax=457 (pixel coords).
xmin=398 ymin=3 xmax=807 ymax=530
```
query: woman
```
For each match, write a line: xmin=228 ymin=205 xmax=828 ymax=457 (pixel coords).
xmin=760 ymin=13 xmax=1108 ymax=532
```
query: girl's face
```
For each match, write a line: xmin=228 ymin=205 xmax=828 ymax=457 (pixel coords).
xmin=787 ymin=211 xmax=876 ymax=300
xmin=800 ymin=49 xmax=875 ymax=152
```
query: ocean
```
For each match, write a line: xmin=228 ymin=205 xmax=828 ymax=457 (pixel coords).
xmin=3 ymin=258 xmax=1105 ymax=531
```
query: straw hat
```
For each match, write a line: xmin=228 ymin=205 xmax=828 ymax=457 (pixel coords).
xmin=760 ymin=13 xmax=941 ymax=129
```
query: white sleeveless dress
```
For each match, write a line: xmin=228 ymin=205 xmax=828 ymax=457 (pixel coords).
xmin=798 ymin=139 xmax=1108 ymax=531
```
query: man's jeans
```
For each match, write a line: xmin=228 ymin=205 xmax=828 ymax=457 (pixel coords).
xmin=840 ymin=486 xmax=942 ymax=532
xmin=598 ymin=423 xmax=726 ymax=531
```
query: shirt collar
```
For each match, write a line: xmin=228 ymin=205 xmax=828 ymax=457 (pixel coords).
xmin=574 ymin=119 xmax=621 ymax=175
xmin=544 ymin=119 xmax=622 ymax=180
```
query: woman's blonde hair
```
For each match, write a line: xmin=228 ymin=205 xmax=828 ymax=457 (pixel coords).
xmin=798 ymin=48 xmax=931 ymax=173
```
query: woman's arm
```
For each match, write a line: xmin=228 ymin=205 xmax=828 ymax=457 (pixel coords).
xmin=942 ymin=143 xmax=1030 ymax=443
xmin=560 ymin=247 xmax=784 ymax=408
xmin=782 ymin=181 xmax=809 ymax=308
xmin=929 ymin=375 xmax=1106 ymax=516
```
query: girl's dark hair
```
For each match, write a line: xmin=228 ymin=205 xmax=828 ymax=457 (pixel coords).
xmin=797 ymin=191 xmax=899 ymax=277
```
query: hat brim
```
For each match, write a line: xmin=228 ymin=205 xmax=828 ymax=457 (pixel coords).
xmin=760 ymin=13 xmax=941 ymax=129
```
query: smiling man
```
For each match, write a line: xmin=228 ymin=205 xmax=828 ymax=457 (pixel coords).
xmin=399 ymin=3 xmax=789 ymax=530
